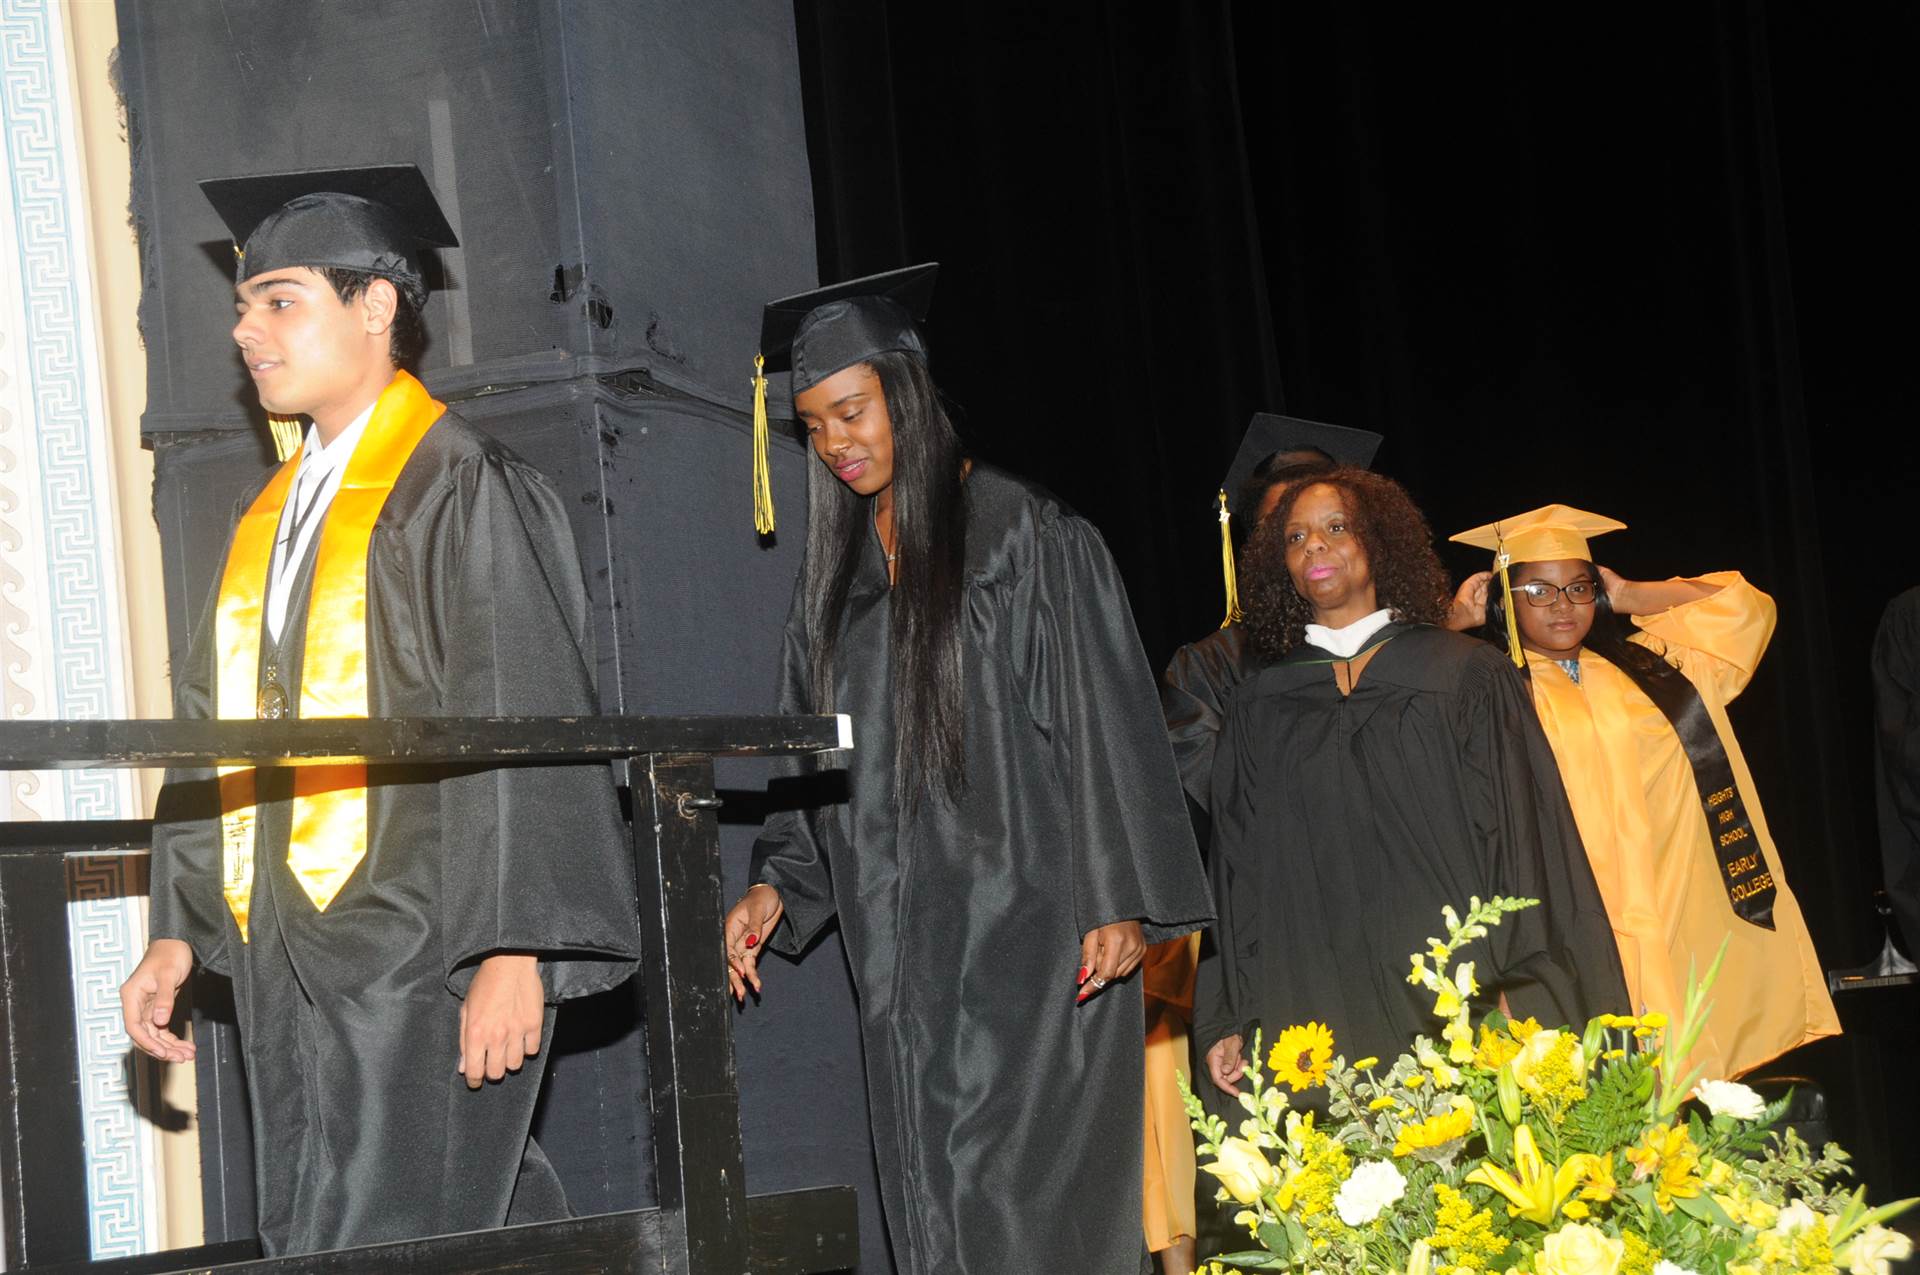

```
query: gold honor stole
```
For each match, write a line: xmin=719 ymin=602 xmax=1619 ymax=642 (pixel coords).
xmin=215 ymin=370 xmax=445 ymax=940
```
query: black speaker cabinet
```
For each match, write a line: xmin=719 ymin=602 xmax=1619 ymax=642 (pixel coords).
xmin=117 ymin=0 xmax=820 ymax=434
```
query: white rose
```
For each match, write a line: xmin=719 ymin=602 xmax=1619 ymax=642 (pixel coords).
xmin=1653 ymin=1262 xmax=1704 ymax=1275
xmin=1843 ymin=1224 xmax=1914 ymax=1275
xmin=1694 ymin=1078 xmax=1766 ymax=1121
xmin=1333 ymin=1159 xmax=1407 ymax=1226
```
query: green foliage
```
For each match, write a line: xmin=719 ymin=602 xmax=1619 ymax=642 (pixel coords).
xmin=1558 ymin=1052 xmax=1655 ymax=1157
xmin=1745 ymin=1126 xmax=1856 ymax=1211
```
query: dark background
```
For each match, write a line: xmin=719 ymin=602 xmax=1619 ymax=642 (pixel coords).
xmin=795 ymin=0 xmax=1916 ymax=1196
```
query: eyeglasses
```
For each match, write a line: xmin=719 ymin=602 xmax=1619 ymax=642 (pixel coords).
xmin=1512 ymin=579 xmax=1598 ymax=607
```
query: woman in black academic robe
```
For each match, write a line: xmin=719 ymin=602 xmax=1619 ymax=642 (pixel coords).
xmin=1192 ymin=468 xmax=1626 ymax=1097
xmin=724 ymin=270 xmax=1212 ymax=1275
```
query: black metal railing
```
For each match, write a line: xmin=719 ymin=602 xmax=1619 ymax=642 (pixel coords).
xmin=0 ymin=716 xmax=856 ymax=1275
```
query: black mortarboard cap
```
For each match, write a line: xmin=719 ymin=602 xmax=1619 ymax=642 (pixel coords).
xmin=199 ymin=164 xmax=459 ymax=308
xmin=1220 ymin=413 xmax=1383 ymax=518
xmin=758 ymin=262 xmax=938 ymax=393
xmin=1211 ymin=413 xmax=1382 ymax=629
xmin=746 ymin=263 xmax=938 ymax=534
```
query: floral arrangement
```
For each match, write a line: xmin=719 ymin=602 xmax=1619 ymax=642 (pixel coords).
xmin=1181 ymin=896 xmax=1916 ymax=1275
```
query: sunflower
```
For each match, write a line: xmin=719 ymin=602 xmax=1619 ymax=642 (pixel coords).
xmin=1268 ymin=1022 xmax=1335 ymax=1092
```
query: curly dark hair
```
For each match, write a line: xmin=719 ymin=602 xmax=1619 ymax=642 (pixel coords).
xmin=1241 ymin=467 xmax=1454 ymax=662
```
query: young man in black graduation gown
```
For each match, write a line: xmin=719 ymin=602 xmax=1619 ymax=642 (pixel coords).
xmin=118 ymin=166 xmax=641 ymax=1255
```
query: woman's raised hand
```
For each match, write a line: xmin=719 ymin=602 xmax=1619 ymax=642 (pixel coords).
xmin=724 ymin=883 xmax=785 ymax=1003
xmin=1596 ymin=564 xmax=1630 ymax=608
xmin=1448 ymin=570 xmax=1493 ymax=631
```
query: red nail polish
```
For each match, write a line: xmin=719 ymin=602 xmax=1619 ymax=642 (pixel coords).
xmin=1076 ymin=965 xmax=1089 ymax=985
xmin=745 ymin=933 xmax=759 ymax=949
xmin=1076 ymin=987 xmax=1091 ymax=1004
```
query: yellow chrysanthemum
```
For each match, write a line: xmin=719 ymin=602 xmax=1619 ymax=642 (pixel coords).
xmin=1268 ymin=1022 xmax=1335 ymax=1092
xmin=1392 ymin=1097 xmax=1475 ymax=1157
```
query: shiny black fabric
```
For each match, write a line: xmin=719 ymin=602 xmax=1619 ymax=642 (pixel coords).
xmin=1874 ymin=587 xmax=1920 ymax=956
xmin=1160 ymin=623 xmax=1260 ymax=814
xmin=789 ymin=296 xmax=928 ymax=391
xmin=758 ymin=263 xmax=939 ymax=391
xmin=149 ymin=413 xmax=642 ymax=1254
xmin=1191 ymin=625 xmax=1626 ymax=1063
xmin=750 ymin=466 xmax=1213 ymax=1275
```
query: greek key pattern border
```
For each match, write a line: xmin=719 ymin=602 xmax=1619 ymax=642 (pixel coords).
xmin=2 ymin=0 xmax=155 ymax=1258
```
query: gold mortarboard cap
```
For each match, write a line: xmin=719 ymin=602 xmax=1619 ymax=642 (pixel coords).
xmin=1449 ymin=504 xmax=1627 ymax=566
xmin=1449 ymin=505 xmax=1627 ymax=668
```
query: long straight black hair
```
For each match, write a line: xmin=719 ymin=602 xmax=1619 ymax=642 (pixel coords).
xmin=1482 ymin=560 xmax=1683 ymax=687
xmin=802 ymin=350 xmax=970 ymax=812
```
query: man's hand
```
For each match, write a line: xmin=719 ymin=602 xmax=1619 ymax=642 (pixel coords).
xmin=1449 ymin=571 xmax=1493 ymax=631
xmin=724 ymin=883 xmax=784 ymax=1003
xmin=1076 ymin=919 xmax=1147 ymax=1003
xmin=1207 ymin=1032 xmax=1247 ymax=1095
xmin=459 ymin=953 xmax=543 ymax=1090
xmin=120 ymin=939 xmax=196 ymax=1063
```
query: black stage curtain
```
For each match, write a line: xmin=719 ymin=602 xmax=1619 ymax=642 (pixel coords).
xmin=797 ymin=2 xmax=1287 ymax=654
xmin=795 ymin=0 xmax=1914 ymax=1196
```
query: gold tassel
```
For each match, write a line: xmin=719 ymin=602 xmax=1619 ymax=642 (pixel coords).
xmin=751 ymin=354 xmax=775 ymax=535
xmin=1495 ymin=545 xmax=1524 ymax=668
xmin=1218 ymin=490 xmax=1241 ymax=628
xmin=268 ymin=415 xmax=304 ymax=462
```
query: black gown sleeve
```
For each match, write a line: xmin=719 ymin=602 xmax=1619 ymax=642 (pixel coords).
xmin=1873 ymin=589 xmax=1920 ymax=956
xmin=1015 ymin=514 xmax=1212 ymax=945
xmin=431 ymin=453 xmax=642 ymax=1002
xmin=1191 ymin=685 xmax=1263 ymax=1054
xmin=1160 ymin=627 xmax=1245 ymax=814
xmin=1455 ymin=651 xmax=1628 ymax=1024
xmin=749 ymin=577 xmax=842 ymax=956
xmin=148 ymin=568 xmax=234 ymax=975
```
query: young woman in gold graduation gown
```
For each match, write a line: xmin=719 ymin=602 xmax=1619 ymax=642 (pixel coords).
xmin=1451 ymin=506 xmax=1839 ymax=1080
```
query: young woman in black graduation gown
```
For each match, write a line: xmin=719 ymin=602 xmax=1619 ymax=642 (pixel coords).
xmin=1193 ymin=469 xmax=1625 ymax=1097
xmin=722 ymin=270 xmax=1212 ymax=1275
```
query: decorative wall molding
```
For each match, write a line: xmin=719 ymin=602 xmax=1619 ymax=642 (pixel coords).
xmin=1 ymin=0 xmax=158 ymax=1258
